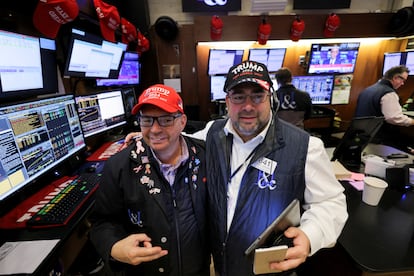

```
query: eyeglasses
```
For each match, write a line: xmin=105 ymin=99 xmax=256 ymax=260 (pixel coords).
xmin=227 ymin=93 xmax=270 ymax=105
xmin=397 ymin=75 xmax=407 ymax=82
xmin=138 ymin=114 xmax=182 ymax=127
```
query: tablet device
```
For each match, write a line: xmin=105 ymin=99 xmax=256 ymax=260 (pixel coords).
xmin=244 ymin=198 xmax=300 ymax=257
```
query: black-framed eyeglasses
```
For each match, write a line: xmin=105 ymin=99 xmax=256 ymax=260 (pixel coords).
xmin=227 ymin=93 xmax=270 ymax=105
xmin=138 ymin=114 xmax=182 ymax=127
xmin=397 ymin=75 xmax=407 ymax=82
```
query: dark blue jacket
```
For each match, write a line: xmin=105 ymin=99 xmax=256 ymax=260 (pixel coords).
xmin=206 ymin=117 xmax=309 ymax=276
xmin=354 ymin=79 xmax=395 ymax=117
xmin=90 ymin=136 xmax=210 ymax=276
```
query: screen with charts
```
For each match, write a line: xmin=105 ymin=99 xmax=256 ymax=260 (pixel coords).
xmin=75 ymin=90 xmax=127 ymax=138
xmin=382 ymin=51 xmax=414 ymax=75
xmin=291 ymin=75 xmax=335 ymax=105
xmin=0 ymin=29 xmax=58 ymax=101
xmin=96 ymin=51 xmax=140 ymax=87
xmin=208 ymin=49 xmax=244 ymax=75
xmin=0 ymin=95 xmax=86 ymax=205
xmin=64 ymin=28 xmax=127 ymax=79
xmin=210 ymin=75 xmax=227 ymax=101
xmin=248 ymin=48 xmax=286 ymax=72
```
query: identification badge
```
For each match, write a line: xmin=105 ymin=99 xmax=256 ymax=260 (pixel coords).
xmin=252 ymin=157 xmax=277 ymax=175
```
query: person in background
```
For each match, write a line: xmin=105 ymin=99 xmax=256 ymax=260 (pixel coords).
xmin=89 ymin=84 xmax=210 ymax=276
xmin=323 ymin=45 xmax=343 ymax=65
xmin=354 ymin=65 xmax=414 ymax=149
xmin=355 ymin=65 xmax=413 ymax=126
xmin=275 ymin=67 xmax=312 ymax=129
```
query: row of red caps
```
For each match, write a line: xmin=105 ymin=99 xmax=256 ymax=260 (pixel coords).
xmin=210 ymin=13 xmax=341 ymax=45
xmin=32 ymin=0 xmax=150 ymax=54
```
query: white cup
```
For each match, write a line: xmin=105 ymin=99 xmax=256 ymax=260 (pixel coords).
xmin=362 ymin=176 xmax=388 ymax=206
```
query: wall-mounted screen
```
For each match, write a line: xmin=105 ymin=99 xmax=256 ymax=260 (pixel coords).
xmin=382 ymin=51 xmax=414 ymax=75
xmin=208 ymin=49 xmax=244 ymax=75
xmin=292 ymin=75 xmax=335 ymax=105
xmin=248 ymin=48 xmax=286 ymax=72
xmin=0 ymin=95 xmax=86 ymax=203
xmin=210 ymin=75 xmax=227 ymax=101
xmin=75 ymin=90 xmax=126 ymax=138
xmin=64 ymin=28 xmax=127 ymax=79
xmin=96 ymin=51 xmax=140 ymax=87
xmin=307 ymin=42 xmax=360 ymax=74
xmin=0 ymin=30 xmax=58 ymax=101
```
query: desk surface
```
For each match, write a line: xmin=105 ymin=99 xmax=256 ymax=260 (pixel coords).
xmin=339 ymin=182 xmax=414 ymax=273
xmin=339 ymin=144 xmax=414 ymax=273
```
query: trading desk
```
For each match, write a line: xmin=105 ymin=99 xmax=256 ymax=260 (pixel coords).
xmin=0 ymin=196 xmax=94 ymax=275
xmin=339 ymin=144 xmax=414 ymax=275
xmin=339 ymin=181 xmax=414 ymax=275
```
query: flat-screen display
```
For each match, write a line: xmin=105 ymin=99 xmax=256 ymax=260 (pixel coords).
xmin=96 ymin=51 xmax=140 ymax=87
xmin=291 ymin=75 xmax=335 ymax=105
xmin=331 ymin=116 xmax=384 ymax=168
xmin=248 ymin=48 xmax=286 ymax=72
xmin=208 ymin=49 xmax=244 ymax=75
xmin=75 ymin=90 xmax=127 ymax=138
xmin=382 ymin=51 xmax=414 ymax=75
xmin=210 ymin=75 xmax=227 ymax=101
xmin=307 ymin=42 xmax=360 ymax=74
xmin=0 ymin=95 xmax=86 ymax=203
xmin=0 ymin=30 xmax=58 ymax=100
xmin=64 ymin=28 xmax=127 ymax=79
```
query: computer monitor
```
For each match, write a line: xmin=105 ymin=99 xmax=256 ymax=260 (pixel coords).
xmin=382 ymin=51 xmax=414 ymax=75
xmin=96 ymin=51 xmax=140 ymax=87
xmin=64 ymin=28 xmax=127 ymax=79
xmin=210 ymin=75 xmax=227 ymax=101
xmin=207 ymin=49 xmax=244 ymax=75
xmin=0 ymin=95 xmax=86 ymax=209
xmin=248 ymin=48 xmax=286 ymax=72
xmin=75 ymin=90 xmax=127 ymax=138
xmin=331 ymin=116 xmax=384 ymax=168
xmin=307 ymin=42 xmax=360 ymax=74
xmin=0 ymin=29 xmax=59 ymax=101
xmin=291 ymin=75 xmax=335 ymax=105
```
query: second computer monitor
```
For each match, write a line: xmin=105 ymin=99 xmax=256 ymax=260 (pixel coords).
xmin=291 ymin=75 xmax=335 ymax=105
xmin=75 ymin=90 xmax=127 ymax=138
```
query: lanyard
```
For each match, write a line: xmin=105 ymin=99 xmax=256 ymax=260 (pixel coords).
xmin=228 ymin=144 xmax=259 ymax=182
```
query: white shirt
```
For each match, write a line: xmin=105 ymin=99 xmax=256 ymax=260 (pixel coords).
xmin=381 ymin=92 xmax=414 ymax=126
xmin=188 ymin=118 xmax=348 ymax=255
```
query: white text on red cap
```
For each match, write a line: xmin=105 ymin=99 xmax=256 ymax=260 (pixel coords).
xmin=49 ymin=6 xmax=72 ymax=24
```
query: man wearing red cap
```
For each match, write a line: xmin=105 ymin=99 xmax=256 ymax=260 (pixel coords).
xmin=90 ymin=84 xmax=210 ymax=276
xmin=123 ymin=61 xmax=347 ymax=276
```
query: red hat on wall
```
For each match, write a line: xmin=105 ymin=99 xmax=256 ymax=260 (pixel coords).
xmin=324 ymin=13 xmax=341 ymax=38
xmin=210 ymin=15 xmax=223 ymax=40
xmin=121 ymin=18 xmax=137 ymax=44
xmin=93 ymin=0 xmax=120 ymax=42
xmin=33 ymin=0 xmax=79 ymax=39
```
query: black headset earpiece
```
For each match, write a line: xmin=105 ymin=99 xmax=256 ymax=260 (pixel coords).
xmin=270 ymin=86 xmax=280 ymax=112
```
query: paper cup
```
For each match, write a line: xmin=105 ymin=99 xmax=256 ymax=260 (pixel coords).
xmin=362 ymin=176 xmax=388 ymax=206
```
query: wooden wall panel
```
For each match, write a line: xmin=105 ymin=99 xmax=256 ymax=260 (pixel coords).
xmin=194 ymin=13 xmax=396 ymax=42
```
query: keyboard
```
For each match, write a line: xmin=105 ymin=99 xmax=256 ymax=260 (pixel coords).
xmin=26 ymin=173 xmax=101 ymax=228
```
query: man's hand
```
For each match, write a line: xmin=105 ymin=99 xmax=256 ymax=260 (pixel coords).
xmin=111 ymin=233 xmax=168 ymax=265
xmin=119 ymin=132 xmax=142 ymax=151
xmin=268 ymin=227 xmax=310 ymax=272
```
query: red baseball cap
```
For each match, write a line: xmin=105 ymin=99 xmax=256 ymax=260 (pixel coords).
xmin=93 ymin=0 xmax=120 ymax=42
xmin=33 ymin=0 xmax=79 ymax=39
xmin=121 ymin=18 xmax=137 ymax=44
xmin=132 ymin=84 xmax=184 ymax=115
